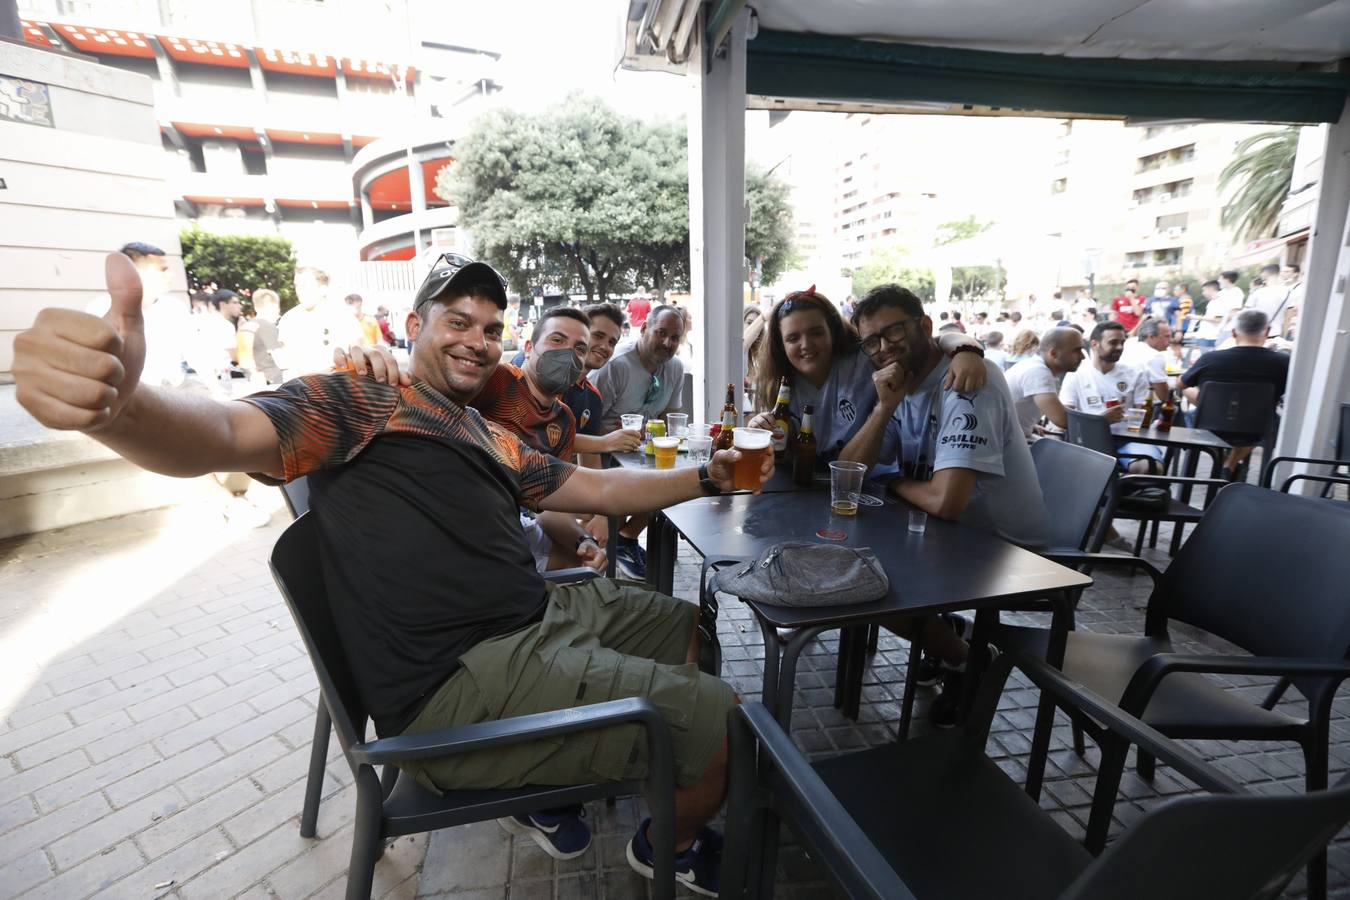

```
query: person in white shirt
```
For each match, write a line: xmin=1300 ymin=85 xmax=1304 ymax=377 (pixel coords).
xmin=1120 ymin=317 xmax=1171 ymax=401
xmin=1060 ymin=321 xmax=1161 ymax=472
xmin=1246 ymin=264 xmax=1296 ymax=338
xmin=1197 ymin=271 xmax=1245 ymax=349
xmin=1278 ymin=263 xmax=1303 ymax=339
xmin=277 ymin=266 xmax=363 ymax=378
xmin=1005 ymin=326 xmax=1086 ymax=442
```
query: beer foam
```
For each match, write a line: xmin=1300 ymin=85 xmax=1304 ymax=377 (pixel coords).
xmin=733 ymin=427 xmax=771 ymax=450
xmin=652 ymin=436 xmax=680 ymax=448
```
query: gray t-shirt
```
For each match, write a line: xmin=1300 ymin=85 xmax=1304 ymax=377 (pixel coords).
xmin=590 ymin=346 xmax=685 ymax=431
xmin=877 ymin=358 xmax=1050 ymax=548
xmin=1004 ymin=356 xmax=1062 ymax=442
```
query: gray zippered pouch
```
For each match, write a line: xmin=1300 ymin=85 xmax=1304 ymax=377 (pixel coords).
xmin=708 ymin=541 xmax=889 ymax=607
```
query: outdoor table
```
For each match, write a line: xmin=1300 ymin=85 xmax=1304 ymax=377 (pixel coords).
xmin=1110 ymin=422 xmax=1231 ymax=503
xmin=660 ymin=491 xmax=1093 ymax=736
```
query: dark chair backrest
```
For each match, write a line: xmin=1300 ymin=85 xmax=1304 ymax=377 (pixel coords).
xmin=1193 ymin=381 xmax=1276 ymax=438
xmin=1031 ymin=439 xmax=1117 ymax=552
xmin=1160 ymin=483 xmax=1350 ymax=663
xmin=270 ymin=513 xmax=371 ymax=759
xmin=1065 ymin=409 xmax=1117 ymax=458
xmin=280 ymin=476 xmax=311 ymax=518
xmin=1339 ymin=402 xmax=1350 ymax=463
xmin=1062 ymin=772 xmax=1350 ymax=900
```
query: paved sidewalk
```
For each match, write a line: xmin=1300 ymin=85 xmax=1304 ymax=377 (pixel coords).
xmin=1 ymin=487 xmax=1347 ymax=899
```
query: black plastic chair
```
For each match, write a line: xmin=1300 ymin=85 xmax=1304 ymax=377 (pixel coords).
xmin=988 ymin=483 xmax=1350 ymax=899
xmin=723 ymin=652 xmax=1350 ymax=900
xmin=279 ymin=475 xmax=310 ymax=519
xmin=1065 ymin=409 xmax=1226 ymax=557
xmin=269 ymin=513 xmax=676 ymax=900
xmin=1193 ymin=380 xmax=1277 ymax=447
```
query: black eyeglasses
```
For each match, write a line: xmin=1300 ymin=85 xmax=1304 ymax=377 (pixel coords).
xmin=860 ymin=319 xmax=916 ymax=357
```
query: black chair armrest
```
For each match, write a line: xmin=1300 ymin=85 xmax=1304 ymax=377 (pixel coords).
xmin=544 ymin=567 xmax=600 ymax=584
xmin=1261 ymin=454 xmax=1347 ymax=489
xmin=351 ymin=696 xmax=668 ymax=765
xmin=1279 ymin=473 xmax=1350 ymax=494
xmin=1041 ymin=550 xmax=1164 ymax=585
xmin=1113 ymin=473 xmax=1230 ymax=492
xmin=731 ymin=703 xmax=916 ymax=900
xmin=1008 ymin=653 xmax=1244 ymax=796
xmin=1119 ymin=653 xmax=1350 ymax=716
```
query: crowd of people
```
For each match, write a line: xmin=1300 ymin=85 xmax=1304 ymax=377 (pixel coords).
xmin=12 ymin=244 xmax=1301 ymax=897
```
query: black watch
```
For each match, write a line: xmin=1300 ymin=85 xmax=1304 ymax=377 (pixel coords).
xmin=575 ymin=533 xmax=599 ymax=553
xmin=697 ymin=463 xmax=722 ymax=496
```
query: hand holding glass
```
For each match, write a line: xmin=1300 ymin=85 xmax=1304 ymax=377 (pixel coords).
xmin=732 ymin=427 xmax=772 ymax=491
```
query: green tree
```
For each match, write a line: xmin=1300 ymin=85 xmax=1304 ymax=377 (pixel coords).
xmin=848 ymin=247 xmax=934 ymax=300
xmin=949 ymin=266 xmax=1006 ymax=304
xmin=745 ymin=166 xmax=797 ymax=289
xmin=179 ymin=225 xmax=297 ymax=312
xmin=439 ymin=95 xmax=795 ymax=302
xmin=1220 ymin=127 xmax=1298 ymax=241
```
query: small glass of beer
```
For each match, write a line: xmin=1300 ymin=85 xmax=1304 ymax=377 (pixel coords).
xmin=652 ymin=435 xmax=680 ymax=469
xmin=732 ymin=427 xmax=772 ymax=491
xmin=828 ymin=461 xmax=867 ymax=516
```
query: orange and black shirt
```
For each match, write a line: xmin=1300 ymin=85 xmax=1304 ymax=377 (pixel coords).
xmin=242 ymin=373 xmax=575 ymax=735
xmin=471 ymin=362 xmax=577 ymax=460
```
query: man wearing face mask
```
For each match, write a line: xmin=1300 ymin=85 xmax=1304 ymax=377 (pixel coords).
xmin=472 ymin=307 xmax=608 ymax=573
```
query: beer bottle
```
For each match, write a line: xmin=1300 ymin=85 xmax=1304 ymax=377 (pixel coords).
xmin=714 ymin=383 xmax=737 ymax=452
xmin=769 ymin=377 xmax=792 ymax=460
xmin=1141 ymin=393 xmax=1155 ymax=428
xmin=1157 ymin=389 xmax=1176 ymax=431
xmin=793 ymin=404 xmax=817 ymax=486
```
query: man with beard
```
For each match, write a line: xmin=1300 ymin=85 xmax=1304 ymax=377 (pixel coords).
xmin=1059 ymin=320 xmax=1161 ymax=473
xmin=1004 ymin=326 xmax=1086 ymax=442
xmin=569 ymin=303 xmax=642 ymax=468
xmin=14 ymin=253 xmax=771 ymax=896
xmin=840 ymin=284 xmax=1049 ymax=726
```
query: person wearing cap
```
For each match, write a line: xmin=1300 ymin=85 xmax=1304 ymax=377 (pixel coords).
xmin=13 ymin=252 xmax=766 ymax=897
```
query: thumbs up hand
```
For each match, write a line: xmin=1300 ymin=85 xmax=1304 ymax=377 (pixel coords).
xmin=14 ymin=252 xmax=147 ymax=432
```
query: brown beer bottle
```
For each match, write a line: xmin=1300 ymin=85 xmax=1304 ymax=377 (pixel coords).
xmin=769 ymin=377 xmax=792 ymax=461
xmin=793 ymin=404 xmax=817 ymax=485
xmin=1141 ymin=393 xmax=1155 ymax=428
xmin=714 ymin=383 xmax=737 ymax=452
xmin=1157 ymin=390 xmax=1176 ymax=431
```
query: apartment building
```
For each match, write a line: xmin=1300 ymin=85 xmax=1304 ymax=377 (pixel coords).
xmin=14 ymin=0 xmax=501 ymax=268
xmin=1046 ymin=118 xmax=1270 ymax=290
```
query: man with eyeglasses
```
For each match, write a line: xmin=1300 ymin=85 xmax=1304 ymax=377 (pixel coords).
xmin=591 ymin=305 xmax=688 ymax=577
xmin=840 ymin=284 xmax=1050 ymax=727
xmin=14 ymin=252 xmax=773 ymax=896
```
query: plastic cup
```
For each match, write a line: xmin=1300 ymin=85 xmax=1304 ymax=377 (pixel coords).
xmin=686 ymin=436 xmax=712 ymax=465
xmin=653 ymin=435 xmax=680 ymax=469
xmin=666 ymin=413 xmax=689 ymax=438
xmin=829 ymin=461 xmax=866 ymax=516
xmin=1124 ymin=408 xmax=1145 ymax=432
xmin=689 ymin=422 xmax=713 ymax=438
xmin=908 ymin=509 xmax=928 ymax=534
xmin=732 ymin=427 xmax=772 ymax=491
xmin=620 ymin=413 xmax=645 ymax=437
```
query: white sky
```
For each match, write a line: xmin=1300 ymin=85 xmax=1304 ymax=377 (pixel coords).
xmin=423 ymin=0 xmax=689 ymax=120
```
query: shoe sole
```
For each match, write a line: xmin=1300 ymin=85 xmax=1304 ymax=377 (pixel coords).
xmin=616 ymin=558 xmax=647 ymax=580
xmin=625 ymin=839 xmax=717 ymax=898
xmin=497 ymin=816 xmax=590 ymax=861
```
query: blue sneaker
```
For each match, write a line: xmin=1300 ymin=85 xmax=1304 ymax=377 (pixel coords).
xmin=615 ymin=537 xmax=648 ymax=580
xmin=626 ymin=816 xmax=721 ymax=897
xmin=497 ymin=805 xmax=591 ymax=860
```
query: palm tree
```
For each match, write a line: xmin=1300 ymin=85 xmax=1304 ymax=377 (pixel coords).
xmin=1219 ymin=127 xmax=1299 ymax=241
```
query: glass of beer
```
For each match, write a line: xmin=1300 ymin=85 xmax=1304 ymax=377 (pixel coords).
xmin=732 ymin=427 xmax=772 ymax=491
xmin=652 ymin=435 xmax=680 ymax=469
xmin=828 ymin=461 xmax=867 ymax=516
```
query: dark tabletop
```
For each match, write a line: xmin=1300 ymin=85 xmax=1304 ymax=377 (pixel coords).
xmin=1110 ymin=423 xmax=1231 ymax=450
xmin=662 ymin=492 xmax=1092 ymax=628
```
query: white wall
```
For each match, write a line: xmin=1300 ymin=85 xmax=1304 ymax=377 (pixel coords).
xmin=0 ymin=41 xmax=184 ymax=377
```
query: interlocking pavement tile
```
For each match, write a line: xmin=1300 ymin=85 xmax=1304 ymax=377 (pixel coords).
xmin=15 ymin=839 xmax=143 ymax=900
xmin=136 ymin=778 xmax=263 ymax=859
xmin=48 ymin=784 xmax=185 ymax=870
xmin=0 ymin=792 xmax=111 ymax=869
xmin=418 ymin=821 xmax=510 ymax=895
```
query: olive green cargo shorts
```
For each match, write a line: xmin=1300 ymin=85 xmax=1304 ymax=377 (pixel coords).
xmin=398 ymin=578 xmax=735 ymax=793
